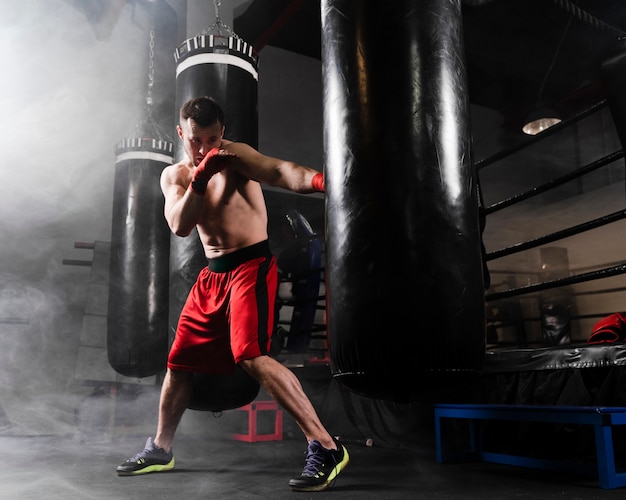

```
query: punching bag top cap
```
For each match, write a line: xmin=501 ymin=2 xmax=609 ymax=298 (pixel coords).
xmin=174 ymin=34 xmax=258 ymax=66
xmin=115 ymin=137 xmax=175 ymax=155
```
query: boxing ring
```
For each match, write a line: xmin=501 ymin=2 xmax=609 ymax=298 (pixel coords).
xmin=478 ymin=97 xmax=626 ymax=406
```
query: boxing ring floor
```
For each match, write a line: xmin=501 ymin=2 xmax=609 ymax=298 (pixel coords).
xmin=1 ymin=427 xmax=625 ymax=499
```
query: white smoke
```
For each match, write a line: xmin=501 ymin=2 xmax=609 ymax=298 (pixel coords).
xmin=0 ymin=0 xmax=157 ymax=435
xmin=0 ymin=0 xmax=147 ymax=238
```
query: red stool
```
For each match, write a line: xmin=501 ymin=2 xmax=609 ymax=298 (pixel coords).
xmin=232 ymin=400 xmax=283 ymax=442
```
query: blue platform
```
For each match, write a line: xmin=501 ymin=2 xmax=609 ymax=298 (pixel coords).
xmin=434 ymin=403 xmax=626 ymax=489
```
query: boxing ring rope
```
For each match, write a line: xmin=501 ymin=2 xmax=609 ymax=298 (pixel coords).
xmin=475 ymin=100 xmax=609 ymax=172
xmin=483 ymin=150 xmax=624 ymax=216
xmin=485 ymin=209 xmax=626 ymax=261
xmin=486 ymin=264 xmax=626 ymax=302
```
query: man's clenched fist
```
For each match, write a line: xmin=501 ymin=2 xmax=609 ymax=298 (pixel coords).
xmin=190 ymin=148 xmax=236 ymax=195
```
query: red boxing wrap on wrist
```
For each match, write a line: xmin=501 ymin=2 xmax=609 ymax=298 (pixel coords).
xmin=311 ymin=172 xmax=325 ymax=192
xmin=189 ymin=148 xmax=230 ymax=195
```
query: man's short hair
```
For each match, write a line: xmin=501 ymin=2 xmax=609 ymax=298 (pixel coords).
xmin=180 ymin=96 xmax=225 ymax=127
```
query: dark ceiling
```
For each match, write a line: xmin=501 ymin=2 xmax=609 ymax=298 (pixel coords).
xmin=234 ymin=0 xmax=626 ymax=131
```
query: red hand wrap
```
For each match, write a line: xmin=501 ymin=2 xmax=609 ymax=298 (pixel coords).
xmin=189 ymin=148 xmax=229 ymax=195
xmin=311 ymin=172 xmax=325 ymax=192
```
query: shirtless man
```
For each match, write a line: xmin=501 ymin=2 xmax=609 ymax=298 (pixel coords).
xmin=116 ymin=96 xmax=349 ymax=492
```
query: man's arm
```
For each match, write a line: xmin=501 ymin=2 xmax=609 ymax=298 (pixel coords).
xmin=226 ymin=142 xmax=324 ymax=193
xmin=160 ymin=150 xmax=233 ymax=236
xmin=160 ymin=164 xmax=205 ymax=237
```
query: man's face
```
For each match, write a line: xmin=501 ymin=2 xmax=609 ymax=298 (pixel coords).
xmin=177 ymin=118 xmax=224 ymax=166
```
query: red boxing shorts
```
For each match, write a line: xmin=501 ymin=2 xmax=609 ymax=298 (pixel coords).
xmin=168 ymin=240 xmax=278 ymax=375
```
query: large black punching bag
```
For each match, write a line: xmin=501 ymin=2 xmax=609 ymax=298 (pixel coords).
xmin=108 ymin=138 xmax=174 ymax=377
xmin=321 ymin=0 xmax=486 ymax=402
xmin=172 ymin=33 xmax=261 ymax=411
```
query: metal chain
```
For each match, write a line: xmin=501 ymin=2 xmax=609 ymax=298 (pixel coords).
xmin=551 ymin=0 xmax=626 ymax=39
xmin=131 ymin=26 xmax=172 ymax=143
xmin=202 ymin=0 xmax=238 ymax=38
xmin=146 ymin=28 xmax=155 ymax=110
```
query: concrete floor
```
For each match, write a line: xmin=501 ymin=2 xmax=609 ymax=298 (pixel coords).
xmin=2 ymin=361 xmax=626 ymax=500
xmin=2 ymin=430 xmax=626 ymax=500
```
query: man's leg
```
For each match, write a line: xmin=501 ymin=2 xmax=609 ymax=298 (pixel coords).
xmin=154 ymin=369 xmax=193 ymax=452
xmin=240 ymin=355 xmax=349 ymax=492
xmin=240 ymin=355 xmax=335 ymax=448
xmin=116 ymin=369 xmax=192 ymax=475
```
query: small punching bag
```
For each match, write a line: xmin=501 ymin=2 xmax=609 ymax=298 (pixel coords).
xmin=108 ymin=138 xmax=174 ymax=377
xmin=172 ymin=29 xmax=261 ymax=411
xmin=321 ymin=0 xmax=486 ymax=401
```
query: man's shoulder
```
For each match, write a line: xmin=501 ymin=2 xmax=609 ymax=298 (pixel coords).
xmin=222 ymin=140 xmax=256 ymax=154
xmin=161 ymin=160 xmax=192 ymax=183
xmin=166 ymin=159 xmax=192 ymax=173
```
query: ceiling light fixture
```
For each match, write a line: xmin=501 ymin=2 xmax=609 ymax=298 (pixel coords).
xmin=522 ymin=107 xmax=562 ymax=136
xmin=522 ymin=11 xmax=572 ymax=136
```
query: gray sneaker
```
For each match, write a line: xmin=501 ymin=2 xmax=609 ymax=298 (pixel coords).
xmin=116 ymin=437 xmax=175 ymax=476
xmin=289 ymin=438 xmax=349 ymax=491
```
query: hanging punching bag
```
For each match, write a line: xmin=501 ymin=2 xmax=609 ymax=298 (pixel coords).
xmin=321 ymin=0 xmax=486 ymax=402
xmin=172 ymin=33 xmax=261 ymax=411
xmin=106 ymin=0 xmax=177 ymax=379
xmin=108 ymin=138 xmax=174 ymax=377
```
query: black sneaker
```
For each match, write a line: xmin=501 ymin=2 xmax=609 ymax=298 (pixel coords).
xmin=116 ymin=437 xmax=175 ymax=476
xmin=289 ymin=438 xmax=349 ymax=492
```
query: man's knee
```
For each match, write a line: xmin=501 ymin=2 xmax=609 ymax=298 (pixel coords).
xmin=239 ymin=355 xmax=263 ymax=370
xmin=239 ymin=355 xmax=277 ymax=377
xmin=166 ymin=368 xmax=194 ymax=385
